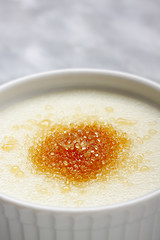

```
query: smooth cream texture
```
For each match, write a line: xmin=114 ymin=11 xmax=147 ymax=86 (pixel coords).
xmin=0 ymin=90 xmax=159 ymax=207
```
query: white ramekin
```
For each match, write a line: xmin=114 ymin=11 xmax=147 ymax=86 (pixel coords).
xmin=0 ymin=69 xmax=160 ymax=240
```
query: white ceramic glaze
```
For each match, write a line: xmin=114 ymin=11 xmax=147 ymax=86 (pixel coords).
xmin=0 ymin=69 xmax=160 ymax=240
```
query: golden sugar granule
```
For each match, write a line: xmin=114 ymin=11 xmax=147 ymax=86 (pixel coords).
xmin=105 ymin=107 xmax=114 ymax=113
xmin=45 ymin=105 xmax=53 ymax=111
xmin=21 ymin=124 xmax=32 ymax=130
xmin=145 ymin=150 xmax=152 ymax=155
xmin=28 ymin=120 xmax=131 ymax=184
xmin=120 ymin=177 xmax=134 ymax=187
xmin=109 ymin=117 xmax=115 ymax=122
xmin=136 ymin=136 xmax=144 ymax=144
xmin=61 ymin=185 xmax=71 ymax=193
xmin=135 ymin=154 xmax=143 ymax=164
xmin=148 ymin=129 xmax=158 ymax=135
xmin=27 ymin=119 xmax=38 ymax=125
xmin=24 ymin=134 xmax=32 ymax=146
xmin=38 ymin=119 xmax=52 ymax=129
xmin=45 ymin=113 xmax=54 ymax=119
xmin=100 ymin=184 xmax=107 ymax=191
xmin=115 ymin=118 xmax=137 ymax=125
xmin=129 ymin=158 xmax=139 ymax=171
xmin=74 ymin=200 xmax=84 ymax=207
xmin=35 ymin=184 xmax=50 ymax=195
xmin=10 ymin=165 xmax=24 ymax=177
xmin=30 ymin=168 xmax=37 ymax=175
xmin=140 ymin=165 xmax=150 ymax=172
xmin=79 ymin=188 xmax=86 ymax=194
xmin=1 ymin=137 xmax=18 ymax=152
xmin=12 ymin=125 xmax=19 ymax=131
xmin=145 ymin=159 xmax=151 ymax=163
xmin=148 ymin=121 xmax=157 ymax=126
xmin=143 ymin=135 xmax=151 ymax=141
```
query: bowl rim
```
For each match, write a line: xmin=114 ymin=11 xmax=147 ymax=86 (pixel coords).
xmin=0 ymin=68 xmax=160 ymax=214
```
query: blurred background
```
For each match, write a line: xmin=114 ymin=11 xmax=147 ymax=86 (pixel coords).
xmin=0 ymin=0 xmax=160 ymax=84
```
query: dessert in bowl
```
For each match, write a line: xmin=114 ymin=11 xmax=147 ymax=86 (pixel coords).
xmin=0 ymin=69 xmax=159 ymax=240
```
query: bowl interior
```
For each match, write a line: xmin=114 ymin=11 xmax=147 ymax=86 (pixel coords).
xmin=0 ymin=69 xmax=159 ymax=213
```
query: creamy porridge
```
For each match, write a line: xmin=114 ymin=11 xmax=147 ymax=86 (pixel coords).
xmin=0 ymin=90 xmax=159 ymax=207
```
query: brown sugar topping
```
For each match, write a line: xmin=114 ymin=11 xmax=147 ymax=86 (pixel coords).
xmin=28 ymin=121 xmax=131 ymax=184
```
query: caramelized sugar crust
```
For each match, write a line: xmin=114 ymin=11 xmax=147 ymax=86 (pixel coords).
xmin=28 ymin=121 xmax=131 ymax=184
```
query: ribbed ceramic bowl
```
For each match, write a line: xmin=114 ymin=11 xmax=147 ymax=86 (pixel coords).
xmin=0 ymin=69 xmax=160 ymax=240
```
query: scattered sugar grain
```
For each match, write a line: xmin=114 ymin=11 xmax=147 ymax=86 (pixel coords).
xmin=105 ymin=107 xmax=114 ymax=113
xmin=148 ymin=129 xmax=158 ymax=135
xmin=45 ymin=105 xmax=53 ymax=111
xmin=115 ymin=118 xmax=137 ymax=126
xmin=143 ymin=135 xmax=151 ymax=141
